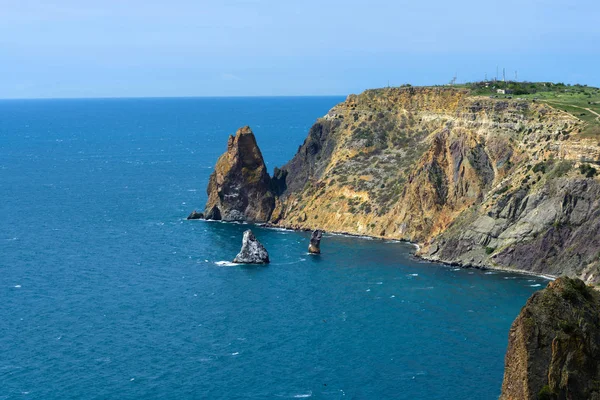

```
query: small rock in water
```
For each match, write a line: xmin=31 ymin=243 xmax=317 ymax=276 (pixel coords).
xmin=233 ymin=230 xmax=270 ymax=264
xmin=186 ymin=210 xmax=204 ymax=220
xmin=308 ymin=230 xmax=323 ymax=254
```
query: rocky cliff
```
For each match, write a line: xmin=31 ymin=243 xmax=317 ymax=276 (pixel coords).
xmin=500 ymin=277 xmax=600 ymax=400
xmin=202 ymin=87 xmax=600 ymax=283
xmin=204 ymin=126 xmax=275 ymax=221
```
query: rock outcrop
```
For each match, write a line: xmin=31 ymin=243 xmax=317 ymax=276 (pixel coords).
xmin=268 ymin=87 xmax=600 ymax=283
xmin=308 ymin=230 xmax=323 ymax=254
xmin=500 ymin=277 xmax=600 ymax=400
xmin=423 ymin=178 xmax=600 ymax=281
xmin=198 ymin=87 xmax=600 ymax=282
xmin=204 ymin=126 xmax=275 ymax=222
xmin=233 ymin=230 xmax=270 ymax=264
xmin=186 ymin=210 xmax=204 ymax=220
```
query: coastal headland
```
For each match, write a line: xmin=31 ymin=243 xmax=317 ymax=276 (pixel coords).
xmin=199 ymin=83 xmax=600 ymax=284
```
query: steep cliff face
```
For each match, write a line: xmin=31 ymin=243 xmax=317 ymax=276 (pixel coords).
xmin=204 ymin=126 xmax=275 ymax=222
xmin=267 ymin=88 xmax=600 ymax=283
xmin=200 ymin=87 xmax=600 ymax=282
xmin=500 ymin=277 xmax=600 ymax=400
xmin=424 ymin=178 xmax=600 ymax=282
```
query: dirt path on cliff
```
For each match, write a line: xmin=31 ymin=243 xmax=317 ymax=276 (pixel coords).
xmin=544 ymin=100 xmax=600 ymax=123
xmin=584 ymin=107 xmax=600 ymax=122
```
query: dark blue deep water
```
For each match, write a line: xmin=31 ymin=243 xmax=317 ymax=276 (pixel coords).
xmin=0 ymin=97 xmax=546 ymax=399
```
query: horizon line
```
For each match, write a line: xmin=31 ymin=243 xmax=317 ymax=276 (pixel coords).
xmin=0 ymin=94 xmax=350 ymax=101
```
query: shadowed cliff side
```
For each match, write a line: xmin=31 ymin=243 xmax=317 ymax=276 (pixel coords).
xmin=204 ymin=126 xmax=275 ymax=222
xmin=500 ymin=277 xmax=600 ymax=400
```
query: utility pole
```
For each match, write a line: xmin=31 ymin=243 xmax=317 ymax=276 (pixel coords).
xmin=515 ymin=70 xmax=518 ymax=81
xmin=503 ymin=68 xmax=506 ymax=86
xmin=496 ymin=65 xmax=499 ymax=81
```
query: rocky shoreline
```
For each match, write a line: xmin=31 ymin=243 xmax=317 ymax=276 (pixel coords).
xmin=195 ymin=86 xmax=600 ymax=284
xmin=203 ymin=218 xmax=560 ymax=281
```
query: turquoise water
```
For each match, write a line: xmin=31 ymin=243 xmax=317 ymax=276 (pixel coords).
xmin=0 ymin=97 xmax=545 ymax=399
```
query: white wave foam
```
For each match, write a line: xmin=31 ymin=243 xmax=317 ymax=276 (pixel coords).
xmin=14 ymin=285 xmax=21 ymax=288
xmin=452 ymin=268 xmax=461 ymax=271
xmin=326 ymin=232 xmax=374 ymax=240
xmin=270 ymin=227 xmax=295 ymax=232
xmin=529 ymin=284 xmax=542 ymax=287
xmin=366 ymin=289 xmax=371 ymax=292
xmin=215 ymin=261 xmax=237 ymax=267
xmin=293 ymin=393 xmax=312 ymax=398
xmin=408 ymin=273 xmax=418 ymax=277
xmin=231 ymin=352 xmax=239 ymax=356
xmin=376 ymin=281 xmax=383 ymax=285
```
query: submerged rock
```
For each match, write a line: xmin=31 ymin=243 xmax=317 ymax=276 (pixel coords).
xmin=204 ymin=126 xmax=275 ymax=222
xmin=308 ymin=230 xmax=323 ymax=254
xmin=233 ymin=230 xmax=270 ymax=264
xmin=186 ymin=210 xmax=204 ymax=220
xmin=500 ymin=277 xmax=600 ymax=400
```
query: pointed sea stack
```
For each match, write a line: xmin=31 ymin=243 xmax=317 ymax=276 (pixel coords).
xmin=233 ymin=230 xmax=270 ymax=264
xmin=500 ymin=277 xmax=600 ymax=400
xmin=204 ymin=126 xmax=275 ymax=222
xmin=308 ymin=230 xmax=323 ymax=254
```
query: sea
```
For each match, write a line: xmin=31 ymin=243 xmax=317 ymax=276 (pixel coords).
xmin=0 ymin=97 xmax=547 ymax=399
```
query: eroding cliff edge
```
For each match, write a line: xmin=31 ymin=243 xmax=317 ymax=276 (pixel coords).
xmin=204 ymin=126 xmax=275 ymax=222
xmin=500 ymin=277 xmax=600 ymax=400
xmin=202 ymin=87 xmax=600 ymax=283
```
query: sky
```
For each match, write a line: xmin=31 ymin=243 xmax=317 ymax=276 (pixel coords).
xmin=0 ymin=0 xmax=598 ymax=98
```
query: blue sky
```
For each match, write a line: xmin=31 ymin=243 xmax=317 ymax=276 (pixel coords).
xmin=1 ymin=0 xmax=598 ymax=98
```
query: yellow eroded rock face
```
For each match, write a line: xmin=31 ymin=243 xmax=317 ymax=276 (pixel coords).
xmin=269 ymin=87 xmax=600 ymax=282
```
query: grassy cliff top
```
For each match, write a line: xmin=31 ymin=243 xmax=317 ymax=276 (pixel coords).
xmin=370 ymin=82 xmax=600 ymax=137
xmin=464 ymin=81 xmax=600 ymax=136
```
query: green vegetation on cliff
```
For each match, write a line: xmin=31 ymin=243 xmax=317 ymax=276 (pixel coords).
xmin=464 ymin=81 xmax=600 ymax=137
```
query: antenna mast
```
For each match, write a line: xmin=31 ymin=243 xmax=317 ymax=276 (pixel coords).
xmin=449 ymin=73 xmax=457 ymax=86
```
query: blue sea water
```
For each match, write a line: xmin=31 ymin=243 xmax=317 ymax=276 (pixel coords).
xmin=0 ymin=97 xmax=546 ymax=399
